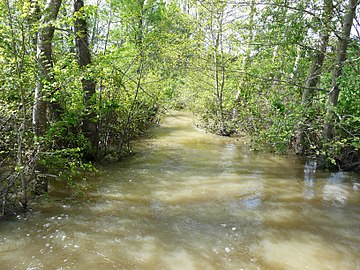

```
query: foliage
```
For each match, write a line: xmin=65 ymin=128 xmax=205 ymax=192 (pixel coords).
xmin=1 ymin=0 xmax=359 ymax=216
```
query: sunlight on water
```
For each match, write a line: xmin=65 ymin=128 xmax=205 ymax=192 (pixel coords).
xmin=253 ymin=231 xmax=358 ymax=270
xmin=1 ymin=111 xmax=360 ymax=270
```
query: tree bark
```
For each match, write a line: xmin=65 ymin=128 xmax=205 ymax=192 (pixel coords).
xmin=32 ymin=0 xmax=62 ymax=136
xmin=31 ymin=0 xmax=62 ymax=195
xmin=235 ymin=0 xmax=256 ymax=103
xmin=324 ymin=0 xmax=357 ymax=141
xmin=295 ymin=0 xmax=333 ymax=155
xmin=28 ymin=0 xmax=41 ymax=49
xmin=301 ymin=0 xmax=333 ymax=106
xmin=74 ymin=0 xmax=98 ymax=157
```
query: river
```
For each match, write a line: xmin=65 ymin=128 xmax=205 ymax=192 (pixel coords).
xmin=1 ymin=111 xmax=360 ymax=270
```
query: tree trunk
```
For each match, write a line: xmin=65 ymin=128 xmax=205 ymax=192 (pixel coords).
xmin=4 ymin=0 xmax=30 ymax=208
xmin=294 ymin=0 xmax=333 ymax=155
xmin=235 ymin=0 xmax=256 ymax=103
xmin=32 ymin=0 xmax=62 ymax=195
xmin=301 ymin=0 xmax=333 ymax=106
xmin=74 ymin=0 xmax=98 ymax=158
xmin=123 ymin=0 xmax=145 ymax=152
xmin=324 ymin=0 xmax=357 ymax=141
xmin=242 ymin=0 xmax=256 ymax=70
xmin=32 ymin=0 xmax=62 ymax=136
xmin=28 ymin=0 xmax=41 ymax=49
xmin=212 ymin=6 xmax=225 ymax=133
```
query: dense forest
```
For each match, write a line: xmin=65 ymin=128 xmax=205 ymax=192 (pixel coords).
xmin=0 ymin=0 xmax=359 ymax=215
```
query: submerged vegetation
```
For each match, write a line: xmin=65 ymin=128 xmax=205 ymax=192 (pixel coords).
xmin=0 ymin=0 xmax=359 ymax=215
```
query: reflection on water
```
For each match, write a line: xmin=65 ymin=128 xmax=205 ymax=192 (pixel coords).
xmin=1 ymin=111 xmax=360 ymax=270
xmin=303 ymin=160 xmax=316 ymax=200
xmin=323 ymin=172 xmax=349 ymax=207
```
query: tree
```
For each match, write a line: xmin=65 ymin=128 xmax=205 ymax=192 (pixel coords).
xmin=184 ymin=0 xmax=239 ymax=135
xmin=301 ymin=0 xmax=333 ymax=106
xmin=324 ymin=0 xmax=358 ymax=141
xmin=32 ymin=0 xmax=62 ymax=195
xmin=74 ymin=0 xmax=98 ymax=157
xmin=295 ymin=0 xmax=333 ymax=154
xmin=33 ymin=0 xmax=62 ymax=136
xmin=210 ymin=2 xmax=227 ymax=132
xmin=3 ymin=0 xmax=31 ymax=208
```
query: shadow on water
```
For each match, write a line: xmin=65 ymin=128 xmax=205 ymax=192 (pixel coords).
xmin=0 ymin=111 xmax=360 ymax=270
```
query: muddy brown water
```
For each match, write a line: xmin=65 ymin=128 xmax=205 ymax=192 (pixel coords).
xmin=1 ymin=111 xmax=360 ymax=270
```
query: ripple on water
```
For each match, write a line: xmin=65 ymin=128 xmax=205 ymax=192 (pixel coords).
xmin=0 ymin=237 xmax=28 ymax=253
xmin=252 ymin=230 xmax=360 ymax=270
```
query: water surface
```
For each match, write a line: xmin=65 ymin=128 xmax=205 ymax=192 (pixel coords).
xmin=1 ymin=111 xmax=360 ymax=269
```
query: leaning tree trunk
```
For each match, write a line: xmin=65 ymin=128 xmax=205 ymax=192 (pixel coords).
xmin=324 ymin=0 xmax=357 ymax=141
xmin=74 ymin=0 xmax=98 ymax=158
xmin=295 ymin=0 xmax=333 ymax=154
xmin=301 ymin=0 xmax=333 ymax=106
